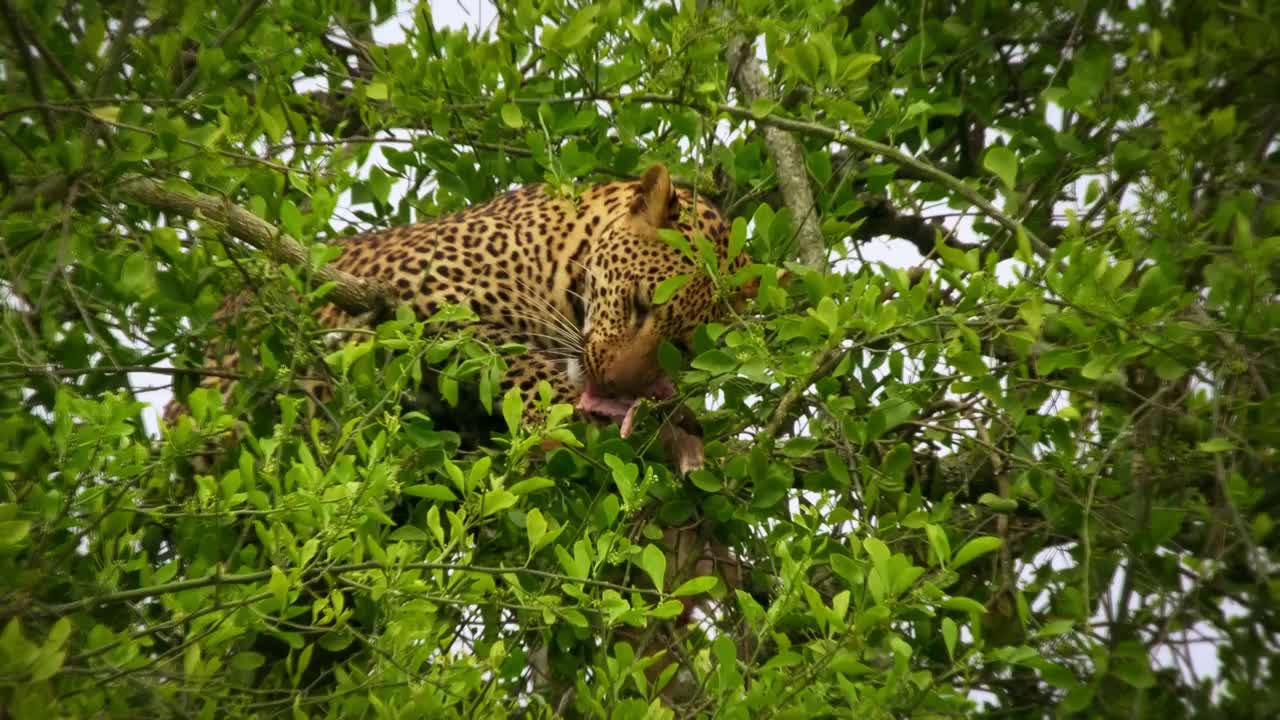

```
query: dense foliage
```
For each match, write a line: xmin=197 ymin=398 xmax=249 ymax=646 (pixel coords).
xmin=2 ymin=0 xmax=1279 ymax=717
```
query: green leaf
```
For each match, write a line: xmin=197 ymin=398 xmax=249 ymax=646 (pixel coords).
xmin=783 ymin=43 xmax=821 ymax=84
xmin=0 ymin=520 xmax=31 ymax=549
xmin=880 ymin=443 xmax=913 ymax=482
xmin=269 ymin=566 xmax=289 ymax=611
xmin=555 ymin=545 xmax=583 ymax=579
xmin=866 ymin=398 xmax=918 ymax=441
xmin=526 ymin=508 xmax=547 ymax=550
xmin=925 ymin=524 xmax=951 ymax=566
xmin=279 ymin=198 xmax=303 ymax=238
xmin=1111 ymin=659 xmax=1156 ymax=689
xmin=480 ymin=489 xmax=518 ymax=517
xmin=91 ymin=105 xmax=120 ymax=122
xmin=941 ymin=596 xmax=987 ymax=614
xmin=689 ymin=469 xmax=722 ymax=493
xmin=1015 ymin=226 xmax=1033 ymax=264
xmin=812 ymin=296 xmax=839 ymax=334
xmin=402 ymin=484 xmax=458 ymax=501
xmin=500 ymin=103 xmax=524 ymax=129
xmin=651 ymin=600 xmax=684 ymax=620
xmin=640 ymin=544 xmax=666 ymax=593
xmin=843 ymin=52 xmax=882 ymax=80
xmin=231 ymin=652 xmax=266 ymax=672
xmin=984 ymin=145 xmax=1018 ymax=189
xmin=365 ymin=82 xmax=387 ymax=100
xmin=426 ymin=506 xmax=444 ymax=545
xmin=183 ymin=643 xmax=202 ymax=677
xmin=935 ymin=238 xmax=978 ymax=273
xmin=1081 ymin=354 xmax=1115 ymax=380
xmin=941 ymin=617 xmax=958 ymax=659
xmin=863 ymin=537 xmax=890 ymax=580
xmin=691 ymin=349 xmax=737 ymax=374
xmin=605 ymin=454 xmax=639 ymax=504
xmin=120 ymin=252 xmax=155 ymax=296
xmin=502 ymin=387 xmax=523 ymax=434
xmin=43 ymin=618 xmax=71 ymax=653
xmin=978 ymin=493 xmax=1019 ymax=512
xmin=672 ymin=576 xmax=718 ymax=597
xmin=656 ymin=228 xmax=693 ymax=258
xmin=1035 ymin=619 xmax=1076 ymax=638
xmin=1197 ymin=437 xmax=1234 ymax=453
xmin=750 ymin=98 xmax=779 ymax=119
xmin=30 ymin=649 xmax=65 ymax=682
xmin=557 ymin=5 xmax=599 ymax=48
xmin=952 ymin=536 xmax=1003 ymax=569
xmin=728 ymin=217 xmax=748 ymax=260
xmin=652 ymin=273 xmax=692 ymax=305
xmin=736 ymin=589 xmax=766 ymax=628
xmin=508 ymin=477 xmax=555 ymax=496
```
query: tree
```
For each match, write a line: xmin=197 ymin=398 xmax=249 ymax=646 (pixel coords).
xmin=2 ymin=0 xmax=1278 ymax=717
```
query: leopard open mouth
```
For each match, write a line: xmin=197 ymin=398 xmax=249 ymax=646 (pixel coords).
xmin=575 ymin=376 xmax=676 ymax=438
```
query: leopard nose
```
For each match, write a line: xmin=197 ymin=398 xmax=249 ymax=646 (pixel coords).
xmin=603 ymin=352 xmax=661 ymax=397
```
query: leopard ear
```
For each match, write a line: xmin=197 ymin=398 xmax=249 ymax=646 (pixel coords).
xmin=630 ymin=163 xmax=674 ymax=228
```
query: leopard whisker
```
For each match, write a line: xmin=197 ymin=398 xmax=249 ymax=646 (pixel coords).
xmin=528 ymin=349 xmax=582 ymax=360
xmin=512 ymin=283 xmax=582 ymax=340
xmin=512 ymin=330 xmax=584 ymax=353
xmin=500 ymin=307 xmax=582 ymax=346
xmin=567 ymin=257 xmax=603 ymax=292
xmin=507 ymin=279 xmax=583 ymax=342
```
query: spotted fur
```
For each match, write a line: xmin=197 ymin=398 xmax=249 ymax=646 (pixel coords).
xmin=166 ymin=164 xmax=751 ymax=431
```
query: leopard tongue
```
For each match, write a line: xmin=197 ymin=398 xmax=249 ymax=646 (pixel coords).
xmin=574 ymin=390 xmax=633 ymax=420
xmin=575 ymin=377 xmax=704 ymax=477
xmin=576 ymin=377 xmax=676 ymax=438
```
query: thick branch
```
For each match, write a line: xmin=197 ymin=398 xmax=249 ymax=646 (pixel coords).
xmin=711 ymin=103 xmax=1052 ymax=258
xmin=116 ymin=177 xmax=395 ymax=317
xmin=853 ymin=194 xmax=982 ymax=254
xmin=725 ymin=36 xmax=827 ymax=269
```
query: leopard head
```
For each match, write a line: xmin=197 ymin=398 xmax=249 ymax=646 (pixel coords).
xmin=579 ymin=164 xmax=753 ymax=410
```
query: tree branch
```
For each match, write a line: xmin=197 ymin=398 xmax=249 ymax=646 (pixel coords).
xmin=852 ymin=193 xmax=980 ymax=255
xmin=0 ymin=364 xmax=325 ymax=383
xmin=45 ymin=559 xmax=666 ymax=616
xmin=0 ymin=0 xmax=55 ymax=134
xmin=115 ymin=177 xmax=395 ymax=317
xmin=172 ymin=0 xmax=269 ymax=97
xmin=760 ymin=346 xmax=849 ymax=442
xmin=711 ymin=103 xmax=1052 ymax=259
xmin=2 ymin=0 xmax=83 ymax=103
xmin=725 ymin=35 xmax=827 ymax=269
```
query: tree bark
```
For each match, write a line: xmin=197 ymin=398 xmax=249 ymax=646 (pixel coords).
xmin=116 ymin=176 xmax=395 ymax=317
xmin=724 ymin=35 xmax=828 ymax=270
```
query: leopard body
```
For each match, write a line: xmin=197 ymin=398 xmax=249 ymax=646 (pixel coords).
xmin=166 ymin=164 xmax=749 ymax=430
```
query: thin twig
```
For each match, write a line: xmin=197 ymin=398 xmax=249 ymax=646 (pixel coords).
xmin=3 ymin=0 xmax=82 ymax=101
xmin=0 ymin=0 xmax=55 ymax=134
xmin=759 ymin=346 xmax=848 ymax=442
xmin=173 ymin=0 xmax=269 ymax=97
xmin=45 ymin=559 xmax=667 ymax=615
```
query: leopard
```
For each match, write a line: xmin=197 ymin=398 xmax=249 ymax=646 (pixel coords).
xmin=163 ymin=163 xmax=754 ymax=441
xmin=162 ymin=162 xmax=756 ymax=703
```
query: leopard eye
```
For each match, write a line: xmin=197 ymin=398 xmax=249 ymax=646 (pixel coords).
xmin=631 ymin=286 xmax=651 ymax=326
